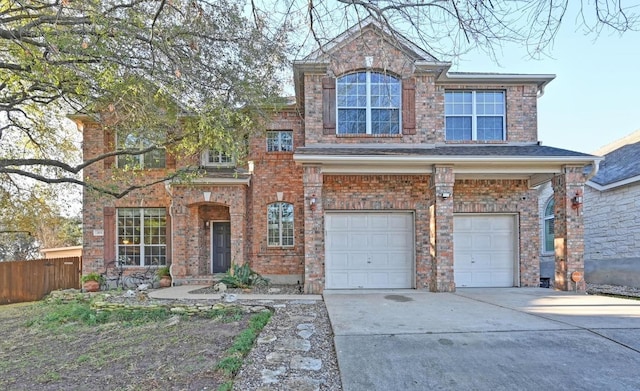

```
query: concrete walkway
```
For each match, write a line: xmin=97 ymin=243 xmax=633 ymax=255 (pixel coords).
xmin=324 ymin=288 xmax=640 ymax=391
xmin=148 ymin=285 xmax=322 ymax=301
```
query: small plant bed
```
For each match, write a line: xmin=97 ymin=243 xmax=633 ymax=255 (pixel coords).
xmin=0 ymin=293 xmax=272 ymax=391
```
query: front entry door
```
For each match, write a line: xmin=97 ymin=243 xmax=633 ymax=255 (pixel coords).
xmin=212 ymin=222 xmax=231 ymax=273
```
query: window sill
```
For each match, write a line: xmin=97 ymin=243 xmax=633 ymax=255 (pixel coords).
xmin=444 ymin=140 xmax=508 ymax=144
xmin=336 ymin=133 xmax=402 ymax=138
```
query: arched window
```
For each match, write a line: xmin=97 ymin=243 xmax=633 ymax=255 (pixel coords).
xmin=543 ymin=198 xmax=555 ymax=253
xmin=337 ymin=71 xmax=401 ymax=135
xmin=267 ymin=202 xmax=294 ymax=247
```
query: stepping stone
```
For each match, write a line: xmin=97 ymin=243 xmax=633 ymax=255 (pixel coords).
xmin=260 ymin=366 xmax=286 ymax=384
xmin=283 ymin=377 xmax=321 ymax=391
xmin=297 ymin=323 xmax=316 ymax=339
xmin=291 ymin=300 xmax=317 ymax=305
xmin=276 ymin=338 xmax=311 ymax=352
xmin=297 ymin=329 xmax=315 ymax=339
xmin=290 ymin=355 xmax=322 ymax=371
xmin=266 ymin=352 xmax=289 ymax=364
xmin=257 ymin=335 xmax=277 ymax=344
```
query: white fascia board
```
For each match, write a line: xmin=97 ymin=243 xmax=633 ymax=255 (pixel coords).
xmin=587 ymin=174 xmax=640 ymax=191
xmin=293 ymin=154 xmax=597 ymax=166
xmin=438 ymin=72 xmax=556 ymax=86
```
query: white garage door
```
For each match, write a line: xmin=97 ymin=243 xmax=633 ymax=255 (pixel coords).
xmin=325 ymin=213 xmax=414 ymax=289
xmin=453 ymin=215 xmax=517 ymax=288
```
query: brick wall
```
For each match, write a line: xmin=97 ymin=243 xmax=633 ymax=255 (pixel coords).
xmin=302 ymin=28 xmax=540 ymax=146
xmin=246 ymin=110 xmax=305 ymax=278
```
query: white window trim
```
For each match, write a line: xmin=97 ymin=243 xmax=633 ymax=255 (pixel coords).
xmin=201 ymin=149 xmax=235 ymax=167
xmin=336 ymin=71 xmax=402 ymax=135
xmin=267 ymin=202 xmax=294 ymax=247
xmin=266 ymin=130 xmax=293 ymax=152
xmin=117 ymin=208 xmax=167 ymax=267
xmin=543 ymin=198 xmax=555 ymax=254
xmin=445 ymin=90 xmax=506 ymax=141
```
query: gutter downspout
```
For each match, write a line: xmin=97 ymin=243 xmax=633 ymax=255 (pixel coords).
xmin=586 ymin=159 xmax=601 ymax=181
xmin=164 ymin=181 xmax=175 ymax=286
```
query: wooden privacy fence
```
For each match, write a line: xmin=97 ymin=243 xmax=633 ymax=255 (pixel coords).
xmin=0 ymin=257 xmax=81 ymax=305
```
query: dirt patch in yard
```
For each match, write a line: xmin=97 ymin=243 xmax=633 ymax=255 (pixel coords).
xmin=0 ymin=299 xmax=252 ymax=391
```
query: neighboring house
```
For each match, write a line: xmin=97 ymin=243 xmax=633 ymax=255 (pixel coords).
xmin=41 ymin=246 xmax=83 ymax=259
xmin=584 ymin=130 xmax=640 ymax=286
xmin=77 ymin=21 xmax=599 ymax=293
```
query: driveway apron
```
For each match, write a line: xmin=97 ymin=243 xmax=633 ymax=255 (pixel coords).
xmin=323 ymin=288 xmax=640 ymax=391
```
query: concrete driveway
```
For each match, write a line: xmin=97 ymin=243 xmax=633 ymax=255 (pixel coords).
xmin=323 ymin=288 xmax=640 ymax=391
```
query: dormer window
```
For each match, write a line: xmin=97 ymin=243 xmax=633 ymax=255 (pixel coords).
xmin=203 ymin=149 xmax=234 ymax=166
xmin=337 ymin=71 xmax=401 ymax=135
xmin=445 ymin=90 xmax=505 ymax=141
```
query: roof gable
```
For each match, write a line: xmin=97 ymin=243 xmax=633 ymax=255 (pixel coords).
xmin=302 ymin=18 xmax=439 ymax=64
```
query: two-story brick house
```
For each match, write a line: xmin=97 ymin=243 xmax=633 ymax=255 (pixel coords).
xmin=79 ymin=21 xmax=599 ymax=293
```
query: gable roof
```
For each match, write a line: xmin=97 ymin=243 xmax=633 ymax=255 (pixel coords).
xmin=588 ymin=136 xmax=640 ymax=190
xmin=302 ymin=18 xmax=439 ymax=63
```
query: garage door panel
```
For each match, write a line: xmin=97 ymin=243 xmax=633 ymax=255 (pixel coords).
xmin=369 ymin=233 xmax=389 ymax=249
xmin=472 ymin=234 xmax=493 ymax=250
xmin=350 ymin=215 xmax=368 ymax=229
xmin=454 ymin=215 xmax=516 ymax=288
xmin=326 ymin=212 xmax=414 ymax=289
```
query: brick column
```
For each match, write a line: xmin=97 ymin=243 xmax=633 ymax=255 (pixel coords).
xmin=169 ymin=200 xmax=189 ymax=281
xmin=303 ymin=165 xmax=324 ymax=293
xmin=229 ymin=189 xmax=246 ymax=267
xmin=430 ymin=165 xmax=455 ymax=292
xmin=552 ymin=166 xmax=586 ymax=291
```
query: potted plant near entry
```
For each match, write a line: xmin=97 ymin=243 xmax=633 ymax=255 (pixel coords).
xmin=156 ymin=266 xmax=172 ymax=288
xmin=81 ymin=272 xmax=104 ymax=292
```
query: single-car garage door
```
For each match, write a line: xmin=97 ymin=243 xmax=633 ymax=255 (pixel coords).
xmin=325 ymin=212 xmax=414 ymax=289
xmin=453 ymin=214 xmax=517 ymax=287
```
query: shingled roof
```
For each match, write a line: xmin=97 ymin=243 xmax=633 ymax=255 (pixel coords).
xmin=294 ymin=143 xmax=593 ymax=158
xmin=589 ymin=140 xmax=640 ymax=187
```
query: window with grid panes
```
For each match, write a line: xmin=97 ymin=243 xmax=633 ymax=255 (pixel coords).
xmin=204 ymin=149 xmax=233 ymax=165
xmin=116 ymin=133 xmax=166 ymax=168
xmin=267 ymin=202 xmax=294 ymax=247
xmin=544 ymin=198 xmax=555 ymax=253
xmin=445 ymin=91 xmax=505 ymax=141
xmin=266 ymin=130 xmax=293 ymax=152
xmin=117 ymin=208 xmax=167 ymax=266
xmin=337 ymin=71 xmax=401 ymax=135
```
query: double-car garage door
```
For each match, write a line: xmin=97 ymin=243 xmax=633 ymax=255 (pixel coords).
xmin=324 ymin=212 xmax=517 ymax=289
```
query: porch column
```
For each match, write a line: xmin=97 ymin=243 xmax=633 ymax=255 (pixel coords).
xmin=430 ymin=165 xmax=455 ymax=292
xmin=303 ymin=164 xmax=324 ymax=294
xmin=169 ymin=200 xmax=189 ymax=282
xmin=552 ymin=166 xmax=587 ymax=291
xmin=229 ymin=189 xmax=247 ymax=267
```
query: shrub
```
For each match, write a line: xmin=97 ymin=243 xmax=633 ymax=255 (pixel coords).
xmin=219 ymin=263 xmax=269 ymax=289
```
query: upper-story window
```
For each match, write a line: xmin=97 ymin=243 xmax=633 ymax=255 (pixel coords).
xmin=116 ymin=133 xmax=166 ymax=169
xmin=267 ymin=130 xmax=293 ymax=152
xmin=203 ymin=149 xmax=234 ymax=166
xmin=543 ymin=198 xmax=555 ymax=253
xmin=337 ymin=71 xmax=401 ymax=135
xmin=445 ymin=91 xmax=505 ymax=141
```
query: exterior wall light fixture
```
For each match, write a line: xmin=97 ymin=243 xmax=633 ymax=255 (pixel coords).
xmin=571 ymin=190 xmax=583 ymax=215
xmin=441 ymin=191 xmax=451 ymax=199
xmin=309 ymin=194 xmax=317 ymax=211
